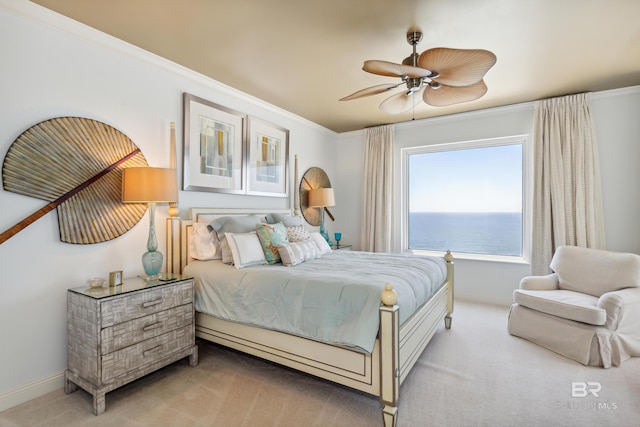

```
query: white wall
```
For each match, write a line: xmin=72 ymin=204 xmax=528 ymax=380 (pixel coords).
xmin=336 ymin=87 xmax=640 ymax=306
xmin=0 ymin=1 xmax=336 ymax=406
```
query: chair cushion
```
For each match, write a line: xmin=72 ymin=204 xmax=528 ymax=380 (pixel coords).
xmin=550 ymin=246 xmax=640 ymax=297
xmin=513 ymin=289 xmax=606 ymax=326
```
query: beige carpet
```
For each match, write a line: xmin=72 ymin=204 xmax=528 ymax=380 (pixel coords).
xmin=1 ymin=301 xmax=638 ymax=427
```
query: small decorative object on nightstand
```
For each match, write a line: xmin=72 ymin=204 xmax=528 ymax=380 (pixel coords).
xmin=334 ymin=232 xmax=342 ymax=246
xmin=65 ymin=275 xmax=198 ymax=415
xmin=108 ymin=270 xmax=122 ymax=287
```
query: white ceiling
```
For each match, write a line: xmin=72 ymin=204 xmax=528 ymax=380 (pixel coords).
xmin=31 ymin=0 xmax=640 ymax=133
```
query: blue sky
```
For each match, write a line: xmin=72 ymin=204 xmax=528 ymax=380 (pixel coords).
xmin=409 ymin=144 xmax=522 ymax=213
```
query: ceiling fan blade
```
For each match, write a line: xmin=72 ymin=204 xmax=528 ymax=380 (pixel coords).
xmin=379 ymin=87 xmax=425 ymax=114
xmin=423 ymin=80 xmax=488 ymax=107
xmin=363 ymin=60 xmax=432 ymax=79
xmin=418 ymin=48 xmax=496 ymax=87
xmin=339 ymin=83 xmax=401 ymax=101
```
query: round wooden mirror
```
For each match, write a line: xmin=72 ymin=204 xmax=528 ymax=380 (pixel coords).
xmin=299 ymin=167 xmax=331 ymax=226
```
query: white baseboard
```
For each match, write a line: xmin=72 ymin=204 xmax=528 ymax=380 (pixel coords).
xmin=0 ymin=372 xmax=64 ymax=413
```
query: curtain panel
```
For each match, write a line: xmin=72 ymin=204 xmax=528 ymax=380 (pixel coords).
xmin=531 ymin=92 xmax=606 ymax=274
xmin=360 ymin=124 xmax=394 ymax=252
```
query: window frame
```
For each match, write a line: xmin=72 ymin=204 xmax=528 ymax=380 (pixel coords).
xmin=400 ymin=135 xmax=531 ymax=264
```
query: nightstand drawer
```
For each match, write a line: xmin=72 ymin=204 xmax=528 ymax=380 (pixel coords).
xmin=101 ymin=303 xmax=193 ymax=355
xmin=101 ymin=324 xmax=194 ymax=383
xmin=101 ymin=282 xmax=193 ymax=326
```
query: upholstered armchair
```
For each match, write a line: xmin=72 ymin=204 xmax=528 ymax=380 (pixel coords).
xmin=508 ymin=246 xmax=640 ymax=368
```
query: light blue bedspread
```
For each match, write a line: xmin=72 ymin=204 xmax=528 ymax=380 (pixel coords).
xmin=184 ymin=251 xmax=447 ymax=353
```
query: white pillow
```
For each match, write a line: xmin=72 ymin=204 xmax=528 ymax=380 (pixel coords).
xmin=189 ymin=223 xmax=221 ymax=260
xmin=220 ymin=239 xmax=234 ymax=264
xmin=225 ymin=232 xmax=267 ymax=269
xmin=309 ymin=232 xmax=332 ymax=254
xmin=278 ymin=241 xmax=321 ymax=267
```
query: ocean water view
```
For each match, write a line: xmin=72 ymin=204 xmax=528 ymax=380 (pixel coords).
xmin=409 ymin=212 xmax=522 ymax=257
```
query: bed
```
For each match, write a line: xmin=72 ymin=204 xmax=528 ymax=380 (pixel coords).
xmin=166 ymin=208 xmax=454 ymax=427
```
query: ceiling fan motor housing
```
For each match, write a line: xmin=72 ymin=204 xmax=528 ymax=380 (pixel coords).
xmin=406 ymin=31 xmax=423 ymax=46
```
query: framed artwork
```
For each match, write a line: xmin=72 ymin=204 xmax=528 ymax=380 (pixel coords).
xmin=183 ymin=93 xmax=246 ymax=194
xmin=246 ymin=117 xmax=289 ymax=197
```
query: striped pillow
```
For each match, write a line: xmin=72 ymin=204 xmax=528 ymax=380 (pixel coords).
xmin=277 ymin=241 xmax=321 ymax=267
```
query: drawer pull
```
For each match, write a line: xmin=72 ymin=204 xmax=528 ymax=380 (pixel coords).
xmin=142 ymin=299 xmax=164 ymax=308
xmin=143 ymin=345 xmax=164 ymax=357
xmin=143 ymin=322 xmax=163 ymax=332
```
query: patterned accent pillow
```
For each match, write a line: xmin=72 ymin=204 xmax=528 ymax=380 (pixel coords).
xmin=277 ymin=240 xmax=321 ymax=267
xmin=256 ymin=222 xmax=288 ymax=264
xmin=286 ymin=225 xmax=310 ymax=242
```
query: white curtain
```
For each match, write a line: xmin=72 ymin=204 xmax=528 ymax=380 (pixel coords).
xmin=531 ymin=93 xmax=606 ymax=274
xmin=360 ymin=124 xmax=394 ymax=252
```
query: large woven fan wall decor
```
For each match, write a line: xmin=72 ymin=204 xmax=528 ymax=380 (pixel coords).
xmin=1 ymin=117 xmax=149 ymax=245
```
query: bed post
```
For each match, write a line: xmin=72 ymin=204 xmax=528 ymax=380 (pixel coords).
xmin=166 ymin=217 xmax=182 ymax=275
xmin=166 ymin=122 xmax=181 ymax=276
xmin=444 ymin=250 xmax=454 ymax=329
xmin=379 ymin=283 xmax=399 ymax=427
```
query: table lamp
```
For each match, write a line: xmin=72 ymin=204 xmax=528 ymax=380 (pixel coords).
xmin=122 ymin=167 xmax=178 ymax=280
xmin=308 ymin=187 xmax=335 ymax=246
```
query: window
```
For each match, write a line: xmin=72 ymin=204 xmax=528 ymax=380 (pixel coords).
xmin=403 ymin=135 xmax=528 ymax=260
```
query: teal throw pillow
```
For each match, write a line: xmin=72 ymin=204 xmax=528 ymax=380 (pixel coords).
xmin=256 ymin=222 xmax=288 ymax=264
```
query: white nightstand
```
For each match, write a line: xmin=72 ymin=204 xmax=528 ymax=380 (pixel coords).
xmin=65 ymin=275 xmax=198 ymax=415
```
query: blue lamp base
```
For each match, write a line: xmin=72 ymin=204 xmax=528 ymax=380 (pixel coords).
xmin=319 ymin=209 xmax=333 ymax=246
xmin=141 ymin=202 xmax=163 ymax=281
xmin=142 ymin=250 xmax=163 ymax=280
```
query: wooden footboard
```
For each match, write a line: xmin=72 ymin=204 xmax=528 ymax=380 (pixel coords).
xmin=379 ymin=251 xmax=453 ymax=427
xmin=195 ymin=312 xmax=381 ymax=394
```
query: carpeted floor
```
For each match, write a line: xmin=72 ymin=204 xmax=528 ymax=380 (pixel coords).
xmin=1 ymin=301 xmax=638 ymax=426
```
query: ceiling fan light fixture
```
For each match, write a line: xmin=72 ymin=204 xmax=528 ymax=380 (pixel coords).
xmin=406 ymin=78 xmax=422 ymax=91
xmin=339 ymin=29 xmax=496 ymax=114
xmin=380 ymin=87 xmax=425 ymax=114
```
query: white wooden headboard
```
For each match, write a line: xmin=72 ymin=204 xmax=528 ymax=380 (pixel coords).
xmin=166 ymin=208 xmax=291 ymax=274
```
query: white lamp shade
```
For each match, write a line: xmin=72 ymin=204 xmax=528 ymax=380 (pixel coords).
xmin=122 ymin=167 xmax=178 ymax=203
xmin=308 ymin=187 xmax=335 ymax=207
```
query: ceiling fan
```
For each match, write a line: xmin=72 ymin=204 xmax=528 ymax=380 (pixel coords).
xmin=339 ymin=30 xmax=497 ymax=114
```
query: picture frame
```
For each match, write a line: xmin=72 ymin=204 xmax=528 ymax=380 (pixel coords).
xmin=183 ymin=93 xmax=246 ymax=194
xmin=109 ymin=270 xmax=123 ymax=287
xmin=246 ymin=117 xmax=289 ymax=197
